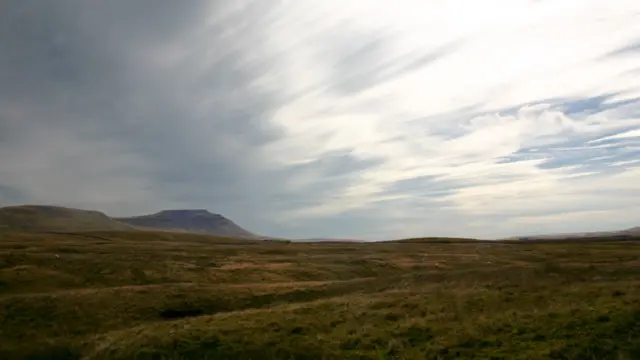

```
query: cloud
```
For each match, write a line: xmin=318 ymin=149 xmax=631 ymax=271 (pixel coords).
xmin=608 ymin=40 xmax=640 ymax=57
xmin=589 ymin=129 xmax=640 ymax=143
xmin=1 ymin=0 xmax=639 ymax=239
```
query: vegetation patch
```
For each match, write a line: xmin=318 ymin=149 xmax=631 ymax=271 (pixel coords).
xmin=1 ymin=231 xmax=639 ymax=359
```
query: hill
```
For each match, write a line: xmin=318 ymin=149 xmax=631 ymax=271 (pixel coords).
xmin=505 ymin=225 xmax=640 ymax=241
xmin=295 ymin=238 xmax=364 ymax=243
xmin=627 ymin=226 xmax=640 ymax=234
xmin=388 ymin=236 xmax=482 ymax=244
xmin=0 ymin=205 xmax=133 ymax=233
xmin=115 ymin=209 xmax=258 ymax=239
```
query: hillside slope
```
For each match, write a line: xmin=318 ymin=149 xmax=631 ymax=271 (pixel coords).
xmin=0 ymin=205 xmax=133 ymax=232
xmin=115 ymin=209 xmax=258 ymax=239
xmin=626 ymin=226 xmax=640 ymax=234
xmin=505 ymin=225 xmax=640 ymax=241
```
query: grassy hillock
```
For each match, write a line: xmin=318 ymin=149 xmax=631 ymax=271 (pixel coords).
xmin=1 ymin=230 xmax=639 ymax=359
xmin=0 ymin=205 xmax=133 ymax=233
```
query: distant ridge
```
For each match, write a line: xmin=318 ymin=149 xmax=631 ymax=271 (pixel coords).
xmin=507 ymin=225 xmax=640 ymax=241
xmin=115 ymin=209 xmax=258 ymax=239
xmin=0 ymin=205 xmax=133 ymax=232
xmin=295 ymin=238 xmax=364 ymax=243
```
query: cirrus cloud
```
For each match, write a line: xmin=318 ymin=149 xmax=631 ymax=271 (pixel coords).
xmin=1 ymin=0 xmax=639 ymax=240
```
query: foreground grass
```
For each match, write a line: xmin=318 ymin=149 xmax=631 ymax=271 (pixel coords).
xmin=1 ymin=231 xmax=639 ymax=359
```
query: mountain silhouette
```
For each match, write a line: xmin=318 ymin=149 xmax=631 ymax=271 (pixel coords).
xmin=115 ymin=209 xmax=258 ymax=238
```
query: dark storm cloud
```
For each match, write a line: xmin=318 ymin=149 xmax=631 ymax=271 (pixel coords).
xmin=0 ymin=0 xmax=380 ymax=237
xmin=0 ymin=0 xmax=394 ymax=239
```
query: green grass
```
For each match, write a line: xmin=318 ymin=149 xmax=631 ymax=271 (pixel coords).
xmin=1 ymin=231 xmax=640 ymax=359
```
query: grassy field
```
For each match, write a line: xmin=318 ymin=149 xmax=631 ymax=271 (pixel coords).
xmin=1 ymin=231 xmax=639 ymax=359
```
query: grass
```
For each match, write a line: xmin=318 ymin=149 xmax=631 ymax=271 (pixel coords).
xmin=0 ymin=205 xmax=134 ymax=233
xmin=1 ymin=231 xmax=639 ymax=359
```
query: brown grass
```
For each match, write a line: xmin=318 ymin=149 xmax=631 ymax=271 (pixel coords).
xmin=1 ymin=230 xmax=639 ymax=359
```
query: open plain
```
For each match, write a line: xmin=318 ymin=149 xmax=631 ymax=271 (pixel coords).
xmin=1 ymin=230 xmax=639 ymax=359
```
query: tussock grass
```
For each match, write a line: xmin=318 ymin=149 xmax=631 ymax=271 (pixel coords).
xmin=1 ymin=231 xmax=639 ymax=359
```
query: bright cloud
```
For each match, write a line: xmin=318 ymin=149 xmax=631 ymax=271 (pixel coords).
xmin=1 ymin=0 xmax=639 ymax=240
xmin=254 ymin=1 xmax=640 ymax=236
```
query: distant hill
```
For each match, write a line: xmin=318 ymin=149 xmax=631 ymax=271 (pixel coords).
xmin=508 ymin=226 xmax=640 ymax=241
xmin=627 ymin=227 xmax=640 ymax=234
xmin=388 ymin=237 xmax=482 ymax=244
xmin=295 ymin=238 xmax=364 ymax=243
xmin=0 ymin=205 xmax=134 ymax=232
xmin=115 ymin=209 xmax=258 ymax=239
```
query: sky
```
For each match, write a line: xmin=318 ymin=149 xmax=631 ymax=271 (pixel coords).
xmin=1 ymin=0 xmax=639 ymax=240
